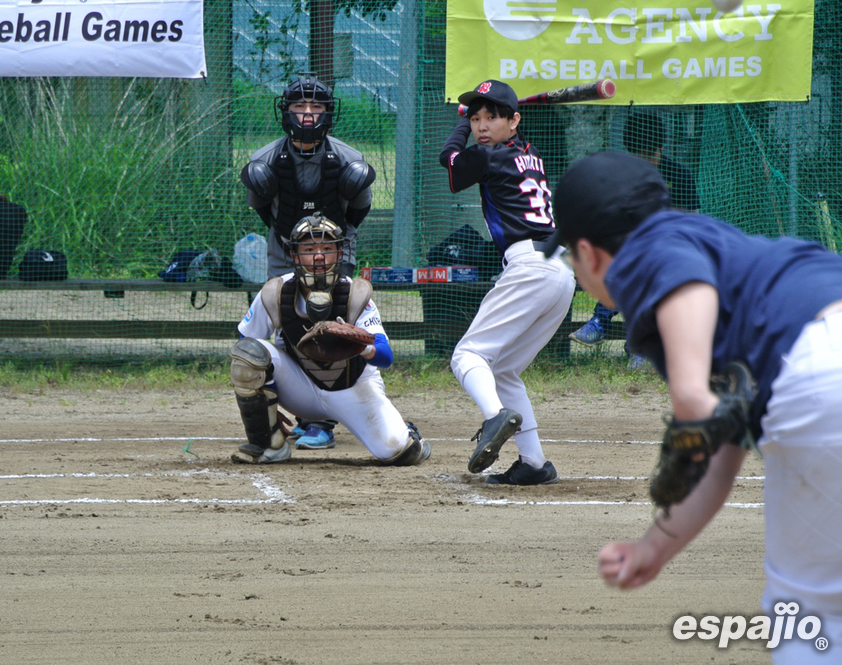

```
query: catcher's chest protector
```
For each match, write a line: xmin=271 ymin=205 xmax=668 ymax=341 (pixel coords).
xmin=276 ymin=279 xmax=371 ymax=391
xmin=271 ymin=141 xmax=344 ymax=243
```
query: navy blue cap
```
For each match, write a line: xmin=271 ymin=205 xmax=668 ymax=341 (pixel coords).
xmin=458 ymin=80 xmax=518 ymax=113
xmin=552 ymin=151 xmax=670 ymax=248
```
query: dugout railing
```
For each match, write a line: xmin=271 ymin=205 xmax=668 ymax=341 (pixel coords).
xmin=0 ymin=278 xmax=626 ymax=357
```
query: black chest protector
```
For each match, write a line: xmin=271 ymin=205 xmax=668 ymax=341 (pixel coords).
xmin=278 ymin=280 xmax=367 ymax=391
xmin=272 ymin=142 xmax=345 ymax=245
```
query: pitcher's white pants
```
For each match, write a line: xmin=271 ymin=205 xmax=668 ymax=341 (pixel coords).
xmin=759 ymin=311 xmax=842 ymax=664
xmin=256 ymin=339 xmax=410 ymax=461
xmin=451 ymin=241 xmax=575 ymax=441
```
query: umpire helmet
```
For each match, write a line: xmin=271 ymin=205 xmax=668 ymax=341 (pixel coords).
xmin=290 ymin=213 xmax=345 ymax=320
xmin=275 ymin=74 xmax=340 ymax=146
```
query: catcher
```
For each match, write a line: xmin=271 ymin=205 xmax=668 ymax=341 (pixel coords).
xmin=228 ymin=213 xmax=431 ymax=467
xmin=552 ymin=151 xmax=842 ymax=664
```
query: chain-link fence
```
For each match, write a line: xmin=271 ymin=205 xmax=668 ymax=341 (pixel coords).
xmin=1 ymin=0 xmax=839 ymax=363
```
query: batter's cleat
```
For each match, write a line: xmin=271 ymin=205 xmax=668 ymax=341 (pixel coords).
xmin=468 ymin=408 xmax=523 ymax=473
xmin=231 ymin=441 xmax=292 ymax=464
xmin=294 ymin=425 xmax=336 ymax=450
xmin=485 ymin=457 xmax=559 ymax=485
xmin=569 ymin=317 xmax=605 ymax=346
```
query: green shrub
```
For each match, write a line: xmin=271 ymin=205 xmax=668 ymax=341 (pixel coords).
xmin=232 ymin=76 xmax=277 ymax=139
xmin=0 ymin=79 xmax=258 ymax=277
xmin=333 ymin=94 xmax=396 ymax=143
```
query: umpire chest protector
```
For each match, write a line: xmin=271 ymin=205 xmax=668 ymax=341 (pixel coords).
xmin=261 ymin=277 xmax=372 ymax=391
xmin=272 ymin=141 xmax=344 ymax=243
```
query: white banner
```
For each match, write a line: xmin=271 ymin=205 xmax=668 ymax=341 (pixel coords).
xmin=0 ymin=0 xmax=206 ymax=78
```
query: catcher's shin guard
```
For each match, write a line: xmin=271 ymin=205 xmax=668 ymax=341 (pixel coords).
xmin=230 ymin=338 xmax=287 ymax=463
xmin=385 ymin=422 xmax=432 ymax=467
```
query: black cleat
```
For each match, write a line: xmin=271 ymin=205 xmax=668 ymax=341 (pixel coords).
xmin=468 ymin=408 xmax=523 ymax=473
xmin=387 ymin=422 xmax=432 ymax=466
xmin=485 ymin=457 xmax=559 ymax=485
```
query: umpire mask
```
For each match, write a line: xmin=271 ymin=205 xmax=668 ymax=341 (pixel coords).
xmin=290 ymin=213 xmax=345 ymax=321
xmin=275 ymin=73 xmax=340 ymax=149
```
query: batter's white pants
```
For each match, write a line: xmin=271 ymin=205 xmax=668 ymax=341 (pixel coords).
xmin=256 ymin=338 xmax=412 ymax=461
xmin=759 ymin=310 xmax=842 ymax=664
xmin=451 ymin=240 xmax=576 ymax=436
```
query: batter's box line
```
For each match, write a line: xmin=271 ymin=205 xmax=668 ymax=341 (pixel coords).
xmin=432 ymin=474 xmax=763 ymax=509
xmin=0 ymin=469 xmax=295 ymax=506
xmin=427 ymin=437 xmax=661 ymax=445
xmin=0 ymin=436 xmax=241 ymax=444
xmin=464 ymin=494 xmax=763 ymax=509
xmin=555 ymin=474 xmax=764 ymax=481
xmin=1 ymin=436 xmax=663 ymax=445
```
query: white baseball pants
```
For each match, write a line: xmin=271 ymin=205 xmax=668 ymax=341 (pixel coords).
xmin=256 ymin=339 xmax=411 ymax=461
xmin=759 ymin=310 xmax=842 ymax=664
xmin=451 ymin=240 xmax=575 ymax=441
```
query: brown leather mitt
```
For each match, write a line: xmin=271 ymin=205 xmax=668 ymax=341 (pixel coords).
xmin=296 ymin=319 xmax=376 ymax=363
xmin=650 ymin=361 xmax=756 ymax=515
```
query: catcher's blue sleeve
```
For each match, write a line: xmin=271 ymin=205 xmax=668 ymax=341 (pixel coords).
xmin=366 ymin=333 xmax=393 ymax=368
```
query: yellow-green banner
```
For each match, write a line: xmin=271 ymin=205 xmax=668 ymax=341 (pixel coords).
xmin=446 ymin=1 xmax=814 ymax=105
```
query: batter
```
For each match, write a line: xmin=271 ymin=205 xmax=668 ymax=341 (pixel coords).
xmin=439 ymin=79 xmax=575 ymax=485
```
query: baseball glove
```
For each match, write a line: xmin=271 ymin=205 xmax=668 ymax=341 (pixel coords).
xmin=297 ymin=318 xmax=375 ymax=363
xmin=650 ymin=361 xmax=756 ymax=515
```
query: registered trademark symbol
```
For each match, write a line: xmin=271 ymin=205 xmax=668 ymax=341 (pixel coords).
xmin=815 ymin=637 xmax=829 ymax=651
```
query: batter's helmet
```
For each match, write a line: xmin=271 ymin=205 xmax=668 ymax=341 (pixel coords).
xmin=275 ymin=74 xmax=340 ymax=145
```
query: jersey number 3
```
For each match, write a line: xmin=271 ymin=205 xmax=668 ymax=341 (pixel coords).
xmin=519 ymin=178 xmax=554 ymax=225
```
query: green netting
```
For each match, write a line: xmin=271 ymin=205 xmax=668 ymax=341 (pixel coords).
xmin=1 ymin=0 xmax=840 ymax=363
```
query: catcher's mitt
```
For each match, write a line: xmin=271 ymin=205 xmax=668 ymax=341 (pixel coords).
xmin=650 ymin=361 xmax=756 ymax=515
xmin=297 ymin=319 xmax=375 ymax=363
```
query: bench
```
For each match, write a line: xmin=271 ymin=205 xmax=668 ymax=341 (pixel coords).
xmin=0 ymin=278 xmax=627 ymax=352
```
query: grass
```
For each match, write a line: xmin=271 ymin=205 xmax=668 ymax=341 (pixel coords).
xmin=0 ymin=355 xmax=665 ymax=397
xmin=386 ymin=355 xmax=665 ymax=397
xmin=1 ymin=79 xmax=255 ymax=278
xmin=0 ymin=360 xmax=229 ymax=394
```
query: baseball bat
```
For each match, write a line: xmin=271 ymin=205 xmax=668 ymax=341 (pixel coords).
xmin=458 ymin=79 xmax=615 ymax=117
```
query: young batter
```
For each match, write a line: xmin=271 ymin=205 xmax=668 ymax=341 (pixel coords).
xmin=439 ymin=80 xmax=575 ymax=485
xmin=553 ymin=150 xmax=842 ymax=663
xmin=228 ymin=214 xmax=431 ymax=468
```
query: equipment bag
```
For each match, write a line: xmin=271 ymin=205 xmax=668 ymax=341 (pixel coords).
xmin=160 ymin=249 xmax=242 ymax=309
xmin=212 ymin=256 xmax=243 ymax=289
xmin=18 ymin=250 xmax=68 ymax=281
xmin=426 ymin=224 xmax=500 ymax=281
xmin=159 ymin=250 xmax=204 ymax=282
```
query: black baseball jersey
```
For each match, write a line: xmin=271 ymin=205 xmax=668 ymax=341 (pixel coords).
xmin=440 ymin=118 xmax=555 ymax=253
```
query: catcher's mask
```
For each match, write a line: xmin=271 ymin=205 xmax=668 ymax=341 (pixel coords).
xmin=275 ymin=73 xmax=340 ymax=148
xmin=290 ymin=213 xmax=345 ymax=321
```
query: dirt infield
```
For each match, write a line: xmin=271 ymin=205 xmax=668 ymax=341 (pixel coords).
xmin=1 ymin=384 xmax=771 ymax=664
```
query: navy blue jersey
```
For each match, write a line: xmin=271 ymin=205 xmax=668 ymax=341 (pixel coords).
xmin=608 ymin=210 xmax=842 ymax=436
xmin=440 ymin=118 xmax=555 ymax=252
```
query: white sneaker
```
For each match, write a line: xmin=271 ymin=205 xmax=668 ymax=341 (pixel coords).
xmin=258 ymin=441 xmax=292 ymax=464
xmin=232 ymin=441 xmax=292 ymax=464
